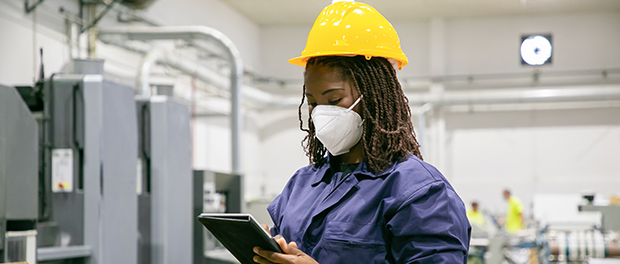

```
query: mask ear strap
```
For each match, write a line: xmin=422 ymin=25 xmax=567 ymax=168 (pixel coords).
xmin=348 ymin=95 xmax=363 ymax=110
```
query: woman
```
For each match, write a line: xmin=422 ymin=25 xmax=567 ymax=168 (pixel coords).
xmin=253 ymin=1 xmax=470 ymax=263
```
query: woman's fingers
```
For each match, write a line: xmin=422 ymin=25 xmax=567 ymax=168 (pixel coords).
xmin=254 ymin=245 xmax=293 ymax=264
xmin=253 ymin=246 xmax=275 ymax=263
xmin=253 ymin=237 xmax=315 ymax=264
xmin=261 ymin=224 xmax=270 ymax=233
xmin=252 ymin=254 xmax=272 ymax=264
xmin=289 ymin=241 xmax=298 ymax=249
xmin=277 ymin=238 xmax=306 ymax=257
xmin=276 ymin=237 xmax=290 ymax=253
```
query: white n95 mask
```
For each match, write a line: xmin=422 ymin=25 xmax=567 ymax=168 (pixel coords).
xmin=311 ymin=96 xmax=363 ymax=156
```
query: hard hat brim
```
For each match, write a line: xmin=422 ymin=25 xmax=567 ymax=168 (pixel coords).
xmin=288 ymin=52 xmax=360 ymax=67
xmin=288 ymin=51 xmax=408 ymax=70
xmin=287 ymin=55 xmax=311 ymax=67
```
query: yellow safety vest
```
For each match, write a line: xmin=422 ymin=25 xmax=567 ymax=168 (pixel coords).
xmin=506 ymin=196 xmax=523 ymax=233
xmin=466 ymin=210 xmax=484 ymax=226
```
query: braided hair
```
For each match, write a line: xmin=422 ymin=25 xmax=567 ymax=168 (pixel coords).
xmin=298 ymin=55 xmax=423 ymax=173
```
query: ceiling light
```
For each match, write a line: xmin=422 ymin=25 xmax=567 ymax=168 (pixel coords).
xmin=520 ymin=34 xmax=553 ymax=66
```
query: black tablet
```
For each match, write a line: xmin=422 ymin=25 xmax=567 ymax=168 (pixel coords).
xmin=197 ymin=213 xmax=284 ymax=264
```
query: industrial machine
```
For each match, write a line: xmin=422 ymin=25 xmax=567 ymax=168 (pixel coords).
xmin=543 ymin=229 xmax=620 ymax=263
xmin=0 ymin=84 xmax=39 ymax=264
xmin=544 ymin=194 xmax=620 ymax=263
xmin=193 ymin=170 xmax=242 ymax=264
xmin=136 ymin=96 xmax=193 ymax=264
xmin=579 ymin=201 xmax=620 ymax=233
xmin=4 ymin=57 xmax=241 ymax=264
xmin=470 ymin=194 xmax=620 ymax=264
xmin=41 ymin=59 xmax=138 ymax=264
xmin=13 ymin=59 xmax=140 ymax=264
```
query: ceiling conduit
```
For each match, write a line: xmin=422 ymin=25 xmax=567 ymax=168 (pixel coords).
xmin=99 ymin=28 xmax=620 ymax=110
xmin=98 ymin=26 xmax=247 ymax=175
xmin=406 ymin=85 xmax=620 ymax=106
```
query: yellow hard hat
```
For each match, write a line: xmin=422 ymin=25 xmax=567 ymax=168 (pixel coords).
xmin=288 ymin=0 xmax=408 ymax=70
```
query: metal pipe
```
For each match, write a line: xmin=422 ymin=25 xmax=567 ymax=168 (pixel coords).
xmin=125 ymin=45 xmax=620 ymax=110
xmin=405 ymin=85 xmax=620 ymax=106
xmin=401 ymin=68 xmax=620 ymax=83
xmin=99 ymin=26 xmax=244 ymax=174
xmin=100 ymin=30 xmax=620 ymax=109
xmin=137 ymin=49 xmax=162 ymax=96
xmin=114 ymin=42 xmax=297 ymax=106
xmin=102 ymin=40 xmax=300 ymax=107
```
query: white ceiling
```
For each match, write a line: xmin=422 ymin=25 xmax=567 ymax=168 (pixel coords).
xmin=220 ymin=0 xmax=620 ymax=26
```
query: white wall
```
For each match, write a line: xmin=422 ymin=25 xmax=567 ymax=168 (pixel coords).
xmin=0 ymin=0 xmax=71 ymax=85
xmin=257 ymin=109 xmax=309 ymax=198
xmin=260 ymin=26 xmax=309 ymax=81
xmin=445 ymin=108 xmax=620 ymax=215
xmin=445 ymin=12 xmax=620 ymax=75
xmin=192 ymin=115 xmax=264 ymax=200
xmin=260 ymin=12 xmax=620 ymax=80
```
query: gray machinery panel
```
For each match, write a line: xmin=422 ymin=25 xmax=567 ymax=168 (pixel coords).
xmin=40 ymin=74 xmax=138 ymax=264
xmin=0 ymin=85 xmax=39 ymax=220
xmin=193 ymin=170 xmax=241 ymax=264
xmin=100 ymin=80 xmax=139 ymax=264
xmin=136 ymin=100 xmax=151 ymax=264
xmin=579 ymin=204 xmax=620 ymax=232
xmin=144 ymin=96 xmax=192 ymax=264
xmin=0 ymin=85 xmax=39 ymax=259
xmin=137 ymin=193 xmax=151 ymax=264
xmin=43 ymin=75 xmax=87 ymax=247
xmin=81 ymin=74 xmax=103 ymax=264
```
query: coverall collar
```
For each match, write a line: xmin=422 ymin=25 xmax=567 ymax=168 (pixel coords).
xmin=310 ymin=154 xmax=399 ymax=186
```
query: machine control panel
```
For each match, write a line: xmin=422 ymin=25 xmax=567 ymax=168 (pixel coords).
xmin=51 ymin=148 xmax=74 ymax=192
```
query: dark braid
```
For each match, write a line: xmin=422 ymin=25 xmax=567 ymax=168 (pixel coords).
xmin=298 ymin=55 xmax=423 ymax=173
xmin=298 ymin=85 xmax=326 ymax=164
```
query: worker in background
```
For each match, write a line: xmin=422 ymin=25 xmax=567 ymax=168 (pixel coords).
xmin=467 ymin=201 xmax=485 ymax=227
xmin=503 ymin=189 xmax=524 ymax=233
xmin=253 ymin=1 xmax=470 ymax=263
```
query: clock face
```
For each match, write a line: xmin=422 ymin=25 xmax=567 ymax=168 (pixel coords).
xmin=520 ymin=35 xmax=552 ymax=66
